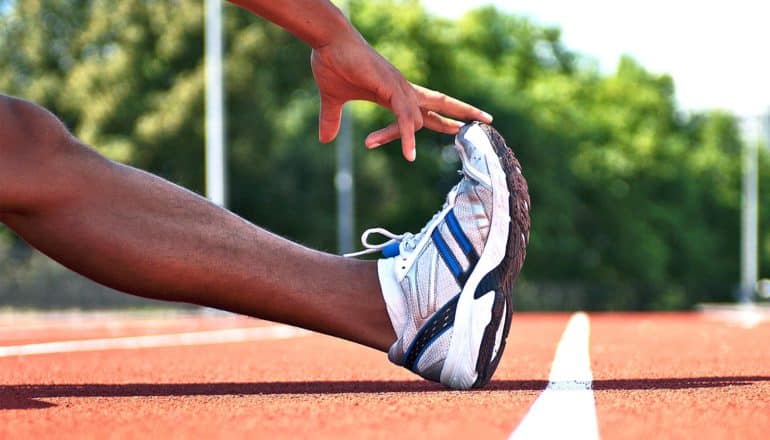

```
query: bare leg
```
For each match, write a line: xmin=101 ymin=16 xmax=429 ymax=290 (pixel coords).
xmin=0 ymin=95 xmax=395 ymax=351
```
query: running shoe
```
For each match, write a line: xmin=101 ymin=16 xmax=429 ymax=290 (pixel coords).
xmin=347 ymin=122 xmax=530 ymax=389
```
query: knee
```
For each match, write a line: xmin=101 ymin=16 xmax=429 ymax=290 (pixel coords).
xmin=0 ymin=94 xmax=73 ymax=155
xmin=0 ymin=95 xmax=79 ymax=211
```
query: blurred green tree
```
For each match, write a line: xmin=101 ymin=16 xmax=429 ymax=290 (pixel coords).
xmin=0 ymin=0 xmax=757 ymax=309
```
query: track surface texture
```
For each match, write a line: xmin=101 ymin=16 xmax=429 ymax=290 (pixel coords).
xmin=1 ymin=311 xmax=769 ymax=439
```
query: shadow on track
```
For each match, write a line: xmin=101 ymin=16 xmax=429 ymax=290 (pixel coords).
xmin=3 ymin=376 xmax=770 ymax=410
xmin=0 ymin=396 xmax=56 ymax=410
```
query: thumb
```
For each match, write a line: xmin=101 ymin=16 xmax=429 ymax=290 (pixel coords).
xmin=318 ymin=95 xmax=343 ymax=143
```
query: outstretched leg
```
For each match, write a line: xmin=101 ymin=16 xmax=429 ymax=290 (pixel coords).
xmin=0 ymin=94 xmax=395 ymax=351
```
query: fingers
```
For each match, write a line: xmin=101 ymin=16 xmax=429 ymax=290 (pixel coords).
xmin=364 ymin=110 xmax=462 ymax=162
xmin=364 ymin=84 xmax=493 ymax=161
xmin=397 ymin=116 xmax=417 ymax=162
xmin=365 ymin=115 xmax=420 ymax=162
xmin=365 ymin=110 xmax=462 ymax=150
xmin=364 ymin=118 xmax=418 ymax=162
xmin=414 ymin=85 xmax=493 ymax=124
xmin=379 ymin=86 xmax=420 ymax=161
xmin=365 ymin=121 xmax=400 ymax=152
xmin=318 ymin=95 xmax=343 ymax=143
xmin=423 ymin=111 xmax=464 ymax=134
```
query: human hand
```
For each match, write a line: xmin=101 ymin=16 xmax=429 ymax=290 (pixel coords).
xmin=310 ymin=28 xmax=492 ymax=161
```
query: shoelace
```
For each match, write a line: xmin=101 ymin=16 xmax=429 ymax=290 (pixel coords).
xmin=344 ymin=181 xmax=461 ymax=258
xmin=343 ymin=228 xmax=411 ymax=258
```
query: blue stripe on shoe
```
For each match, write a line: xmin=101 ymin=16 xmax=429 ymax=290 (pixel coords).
xmin=445 ymin=210 xmax=480 ymax=264
xmin=431 ymin=228 xmax=463 ymax=279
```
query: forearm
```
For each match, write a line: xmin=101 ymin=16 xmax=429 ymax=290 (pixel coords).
xmin=228 ymin=0 xmax=356 ymax=48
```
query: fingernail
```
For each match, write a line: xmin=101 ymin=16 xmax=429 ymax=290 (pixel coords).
xmin=481 ymin=111 xmax=493 ymax=122
xmin=408 ymin=150 xmax=416 ymax=162
xmin=367 ymin=142 xmax=381 ymax=149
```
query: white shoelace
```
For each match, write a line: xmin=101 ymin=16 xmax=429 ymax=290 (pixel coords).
xmin=344 ymin=182 xmax=461 ymax=258
xmin=343 ymin=228 xmax=411 ymax=258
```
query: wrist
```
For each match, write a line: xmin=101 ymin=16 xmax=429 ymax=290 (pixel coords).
xmin=310 ymin=9 xmax=360 ymax=49
xmin=229 ymin=1 xmax=360 ymax=50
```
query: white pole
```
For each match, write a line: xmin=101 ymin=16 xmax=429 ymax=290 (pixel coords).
xmin=336 ymin=0 xmax=354 ymax=254
xmin=205 ymin=0 xmax=226 ymax=207
xmin=740 ymin=116 xmax=759 ymax=303
xmin=336 ymin=106 xmax=354 ymax=254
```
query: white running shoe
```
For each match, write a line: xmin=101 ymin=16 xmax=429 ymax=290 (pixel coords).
xmin=347 ymin=122 xmax=530 ymax=390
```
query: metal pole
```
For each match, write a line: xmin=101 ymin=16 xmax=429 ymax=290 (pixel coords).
xmin=205 ymin=0 xmax=226 ymax=207
xmin=336 ymin=0 xmax=354 ymax=254
xmin=336 ymin=106 xmax=354 ymax=254
xmin=740 ymin=116 xmax=759 ymax=303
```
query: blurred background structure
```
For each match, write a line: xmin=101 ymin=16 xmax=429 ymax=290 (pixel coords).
xmin=0 ymin=0 xmax=769 ymax=311
xmin=204 ymin=0 xmax=227 ymax=208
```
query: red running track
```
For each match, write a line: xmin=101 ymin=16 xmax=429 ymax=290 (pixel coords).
xmin=0 ymin=312 xmax=768 ymax=439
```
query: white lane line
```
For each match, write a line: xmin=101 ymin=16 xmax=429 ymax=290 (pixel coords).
xmin=0 ymin=325 xmax=308 ymax=357
xmin=509 ymin=312 xmax=600 ymax=440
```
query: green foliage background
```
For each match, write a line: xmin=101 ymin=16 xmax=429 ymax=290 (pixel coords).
xmin=1 ymin=0 xmax=768 ymax=310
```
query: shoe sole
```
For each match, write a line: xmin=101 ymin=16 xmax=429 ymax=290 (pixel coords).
xmin=440 ymin=122 xmax=530 ymax=389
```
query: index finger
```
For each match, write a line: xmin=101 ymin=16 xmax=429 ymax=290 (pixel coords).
xmin=413 ymin=84 xmax=493 ymax=124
